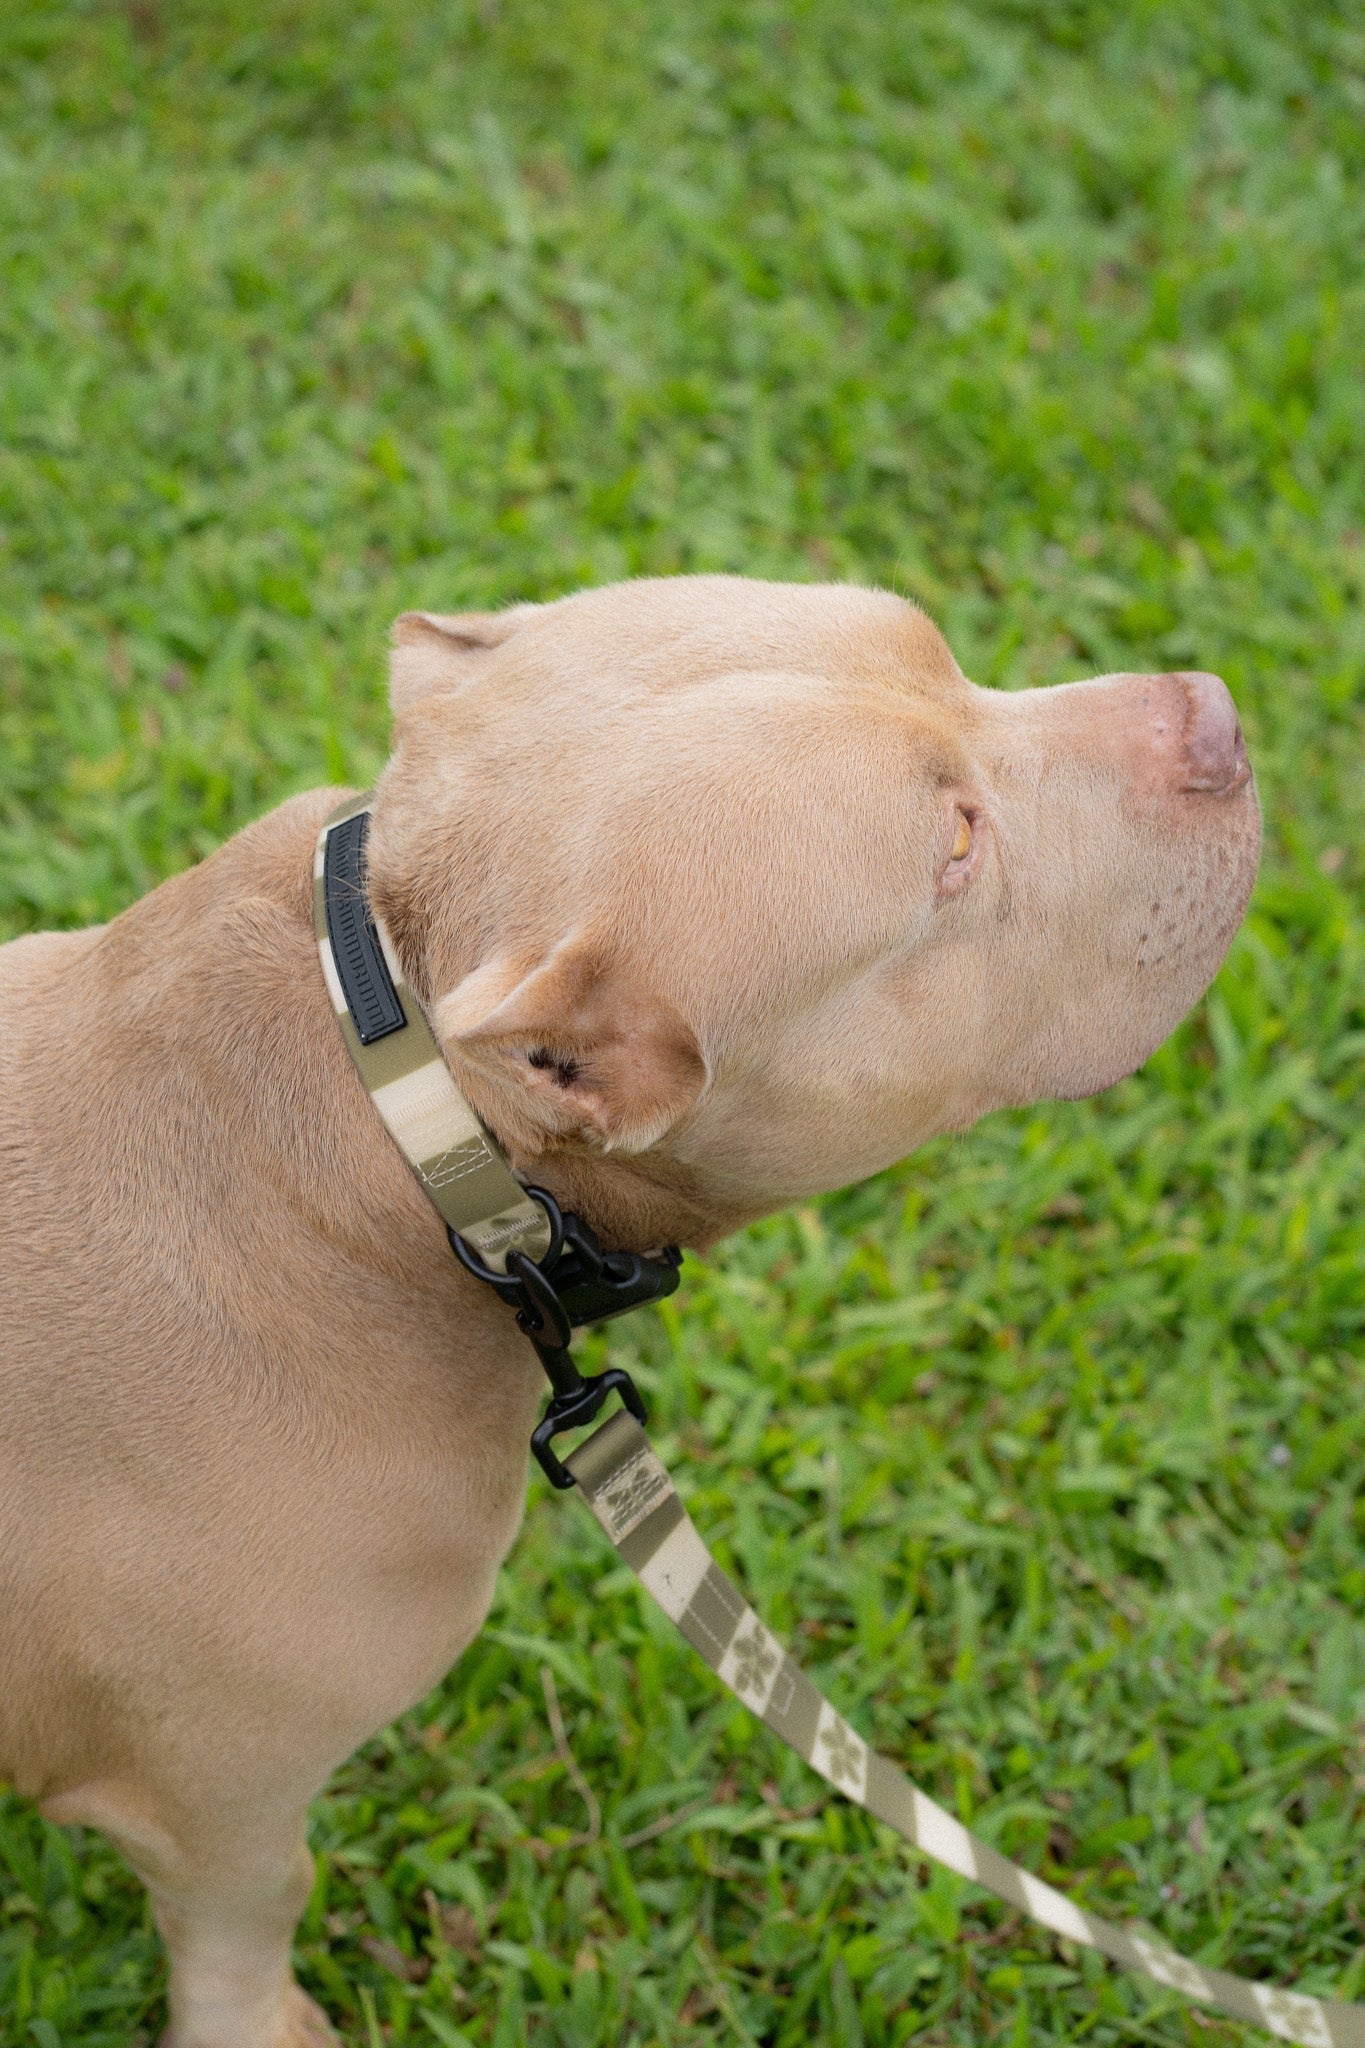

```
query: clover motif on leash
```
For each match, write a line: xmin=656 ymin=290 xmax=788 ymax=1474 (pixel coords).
xmin=1252 ymin=1986 xmax=1332 ymax=2048
xmin=729 ymin=1624 xmax=778 ymax=1701
xmin=819 ymin=1716 xmax=864 ymax=1790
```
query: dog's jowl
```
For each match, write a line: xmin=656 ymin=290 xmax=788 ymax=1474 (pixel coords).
xmin=0 ymin=577 xmax=1259 ymax=2048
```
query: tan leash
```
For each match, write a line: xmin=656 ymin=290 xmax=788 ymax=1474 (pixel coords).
xmin=316 ymin=796 xmax=1364 ymax=2047
xmin=568 ymin=1410 xmax=1361 ymax=2048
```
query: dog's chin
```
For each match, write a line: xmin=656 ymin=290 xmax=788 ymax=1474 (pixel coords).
xmin=1048 ymin=1000 xmax=1208 ymax=1103
xmin=1052 ymin=1063 xmax=1144 ymax=1104
xmin=1039 ymin=1022 xmax=1178 ymax=1104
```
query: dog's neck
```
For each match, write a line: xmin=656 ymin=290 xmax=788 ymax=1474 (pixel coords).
xmin=100 ymin=790 xmax=732 ymax=1285
xmin=361 ymin=806 xmax=742 ymax=1257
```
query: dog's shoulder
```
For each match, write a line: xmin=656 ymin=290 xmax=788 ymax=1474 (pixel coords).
xmin=0 ymin=926 xmax=103 ymax=1049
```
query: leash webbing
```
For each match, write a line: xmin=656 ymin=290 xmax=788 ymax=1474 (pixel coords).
xmin=567 ymin=1411 xmax=1364 ymax=2048
xmin=314 ymin=796 xmax=1364 ymax=2046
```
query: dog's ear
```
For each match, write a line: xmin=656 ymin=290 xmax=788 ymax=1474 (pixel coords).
xmin=435 ymin=937 xmax=708 ymax=1155
xmin=389 ymin=606 xmax=538 ymax=713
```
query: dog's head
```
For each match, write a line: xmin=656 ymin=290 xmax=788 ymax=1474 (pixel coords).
xmin=368 ymin=576 xmax=1259 ymax=1246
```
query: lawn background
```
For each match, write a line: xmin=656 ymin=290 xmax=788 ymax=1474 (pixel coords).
xmin=2 ymin=2 xmax=1364 ymax=2043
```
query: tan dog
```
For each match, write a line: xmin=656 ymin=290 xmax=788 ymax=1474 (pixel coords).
xmin=0 ymin=576 xmax=1259 ymax=2046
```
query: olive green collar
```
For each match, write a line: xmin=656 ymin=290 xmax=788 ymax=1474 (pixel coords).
xmin=313 ymin=792 xmax=552 ymax=1272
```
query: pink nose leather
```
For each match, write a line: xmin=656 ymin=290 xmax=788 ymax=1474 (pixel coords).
xmin=1170 ymin=670 xmax=1249 ymax=793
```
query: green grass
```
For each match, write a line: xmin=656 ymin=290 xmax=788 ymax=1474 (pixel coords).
xmin=2 ymin=1 xmax=1364 ymax=2042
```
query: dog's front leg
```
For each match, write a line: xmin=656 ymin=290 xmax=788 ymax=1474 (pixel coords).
xmin=44 ymin=1779 xmax=333 ymax=2047
xmin=148 ymin=1836 xmax=332 ymax=2048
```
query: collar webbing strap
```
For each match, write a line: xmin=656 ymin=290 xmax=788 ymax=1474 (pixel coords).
xmin=570 ymin=1412 xmax=1364 ymax=2047
xmin=313 ymin=794 xmax=551 ymax=1271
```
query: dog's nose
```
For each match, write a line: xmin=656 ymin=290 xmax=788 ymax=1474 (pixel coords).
xmin=1156 ymin=671 xmax=1250 ymax=795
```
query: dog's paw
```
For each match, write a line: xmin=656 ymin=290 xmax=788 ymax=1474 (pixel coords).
xmin=274 ymin=1988 xmax=341 ymax=2048
xmin=158 ymin=1986 xmax=339 ymax=2048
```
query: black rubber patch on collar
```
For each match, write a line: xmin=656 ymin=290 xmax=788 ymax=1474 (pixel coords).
xmin=324 ymin=811 xmax=406 ymax=1045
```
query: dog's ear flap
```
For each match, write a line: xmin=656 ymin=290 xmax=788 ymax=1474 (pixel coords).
xmin=435 ymin=938 xmax=708 ymax=1156
xmin=389 ymin=606 xmax=538 ymax=713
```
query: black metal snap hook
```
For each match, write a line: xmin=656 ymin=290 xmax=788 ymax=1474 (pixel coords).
xmin=447 ymin=1184 xmax=680 ymax=1488
xmin=505 ymin=1249 xmax=573 ymax=1351
xmin=530 ymin=1368 xmax=648 ymax=1490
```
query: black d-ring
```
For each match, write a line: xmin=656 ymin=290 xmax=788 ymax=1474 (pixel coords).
xmin=445 ymin=1185 xmax=566 ymax=1304
xmin=446 ymin=1183 xmax=671 ymax=1488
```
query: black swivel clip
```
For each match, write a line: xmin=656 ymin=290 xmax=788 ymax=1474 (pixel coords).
xmin=448 ymin=1187 xmax=682 ymax=1489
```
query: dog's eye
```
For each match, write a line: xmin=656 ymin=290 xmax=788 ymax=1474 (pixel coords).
xmin=950 ymin=810 xmax=972 ymax=862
